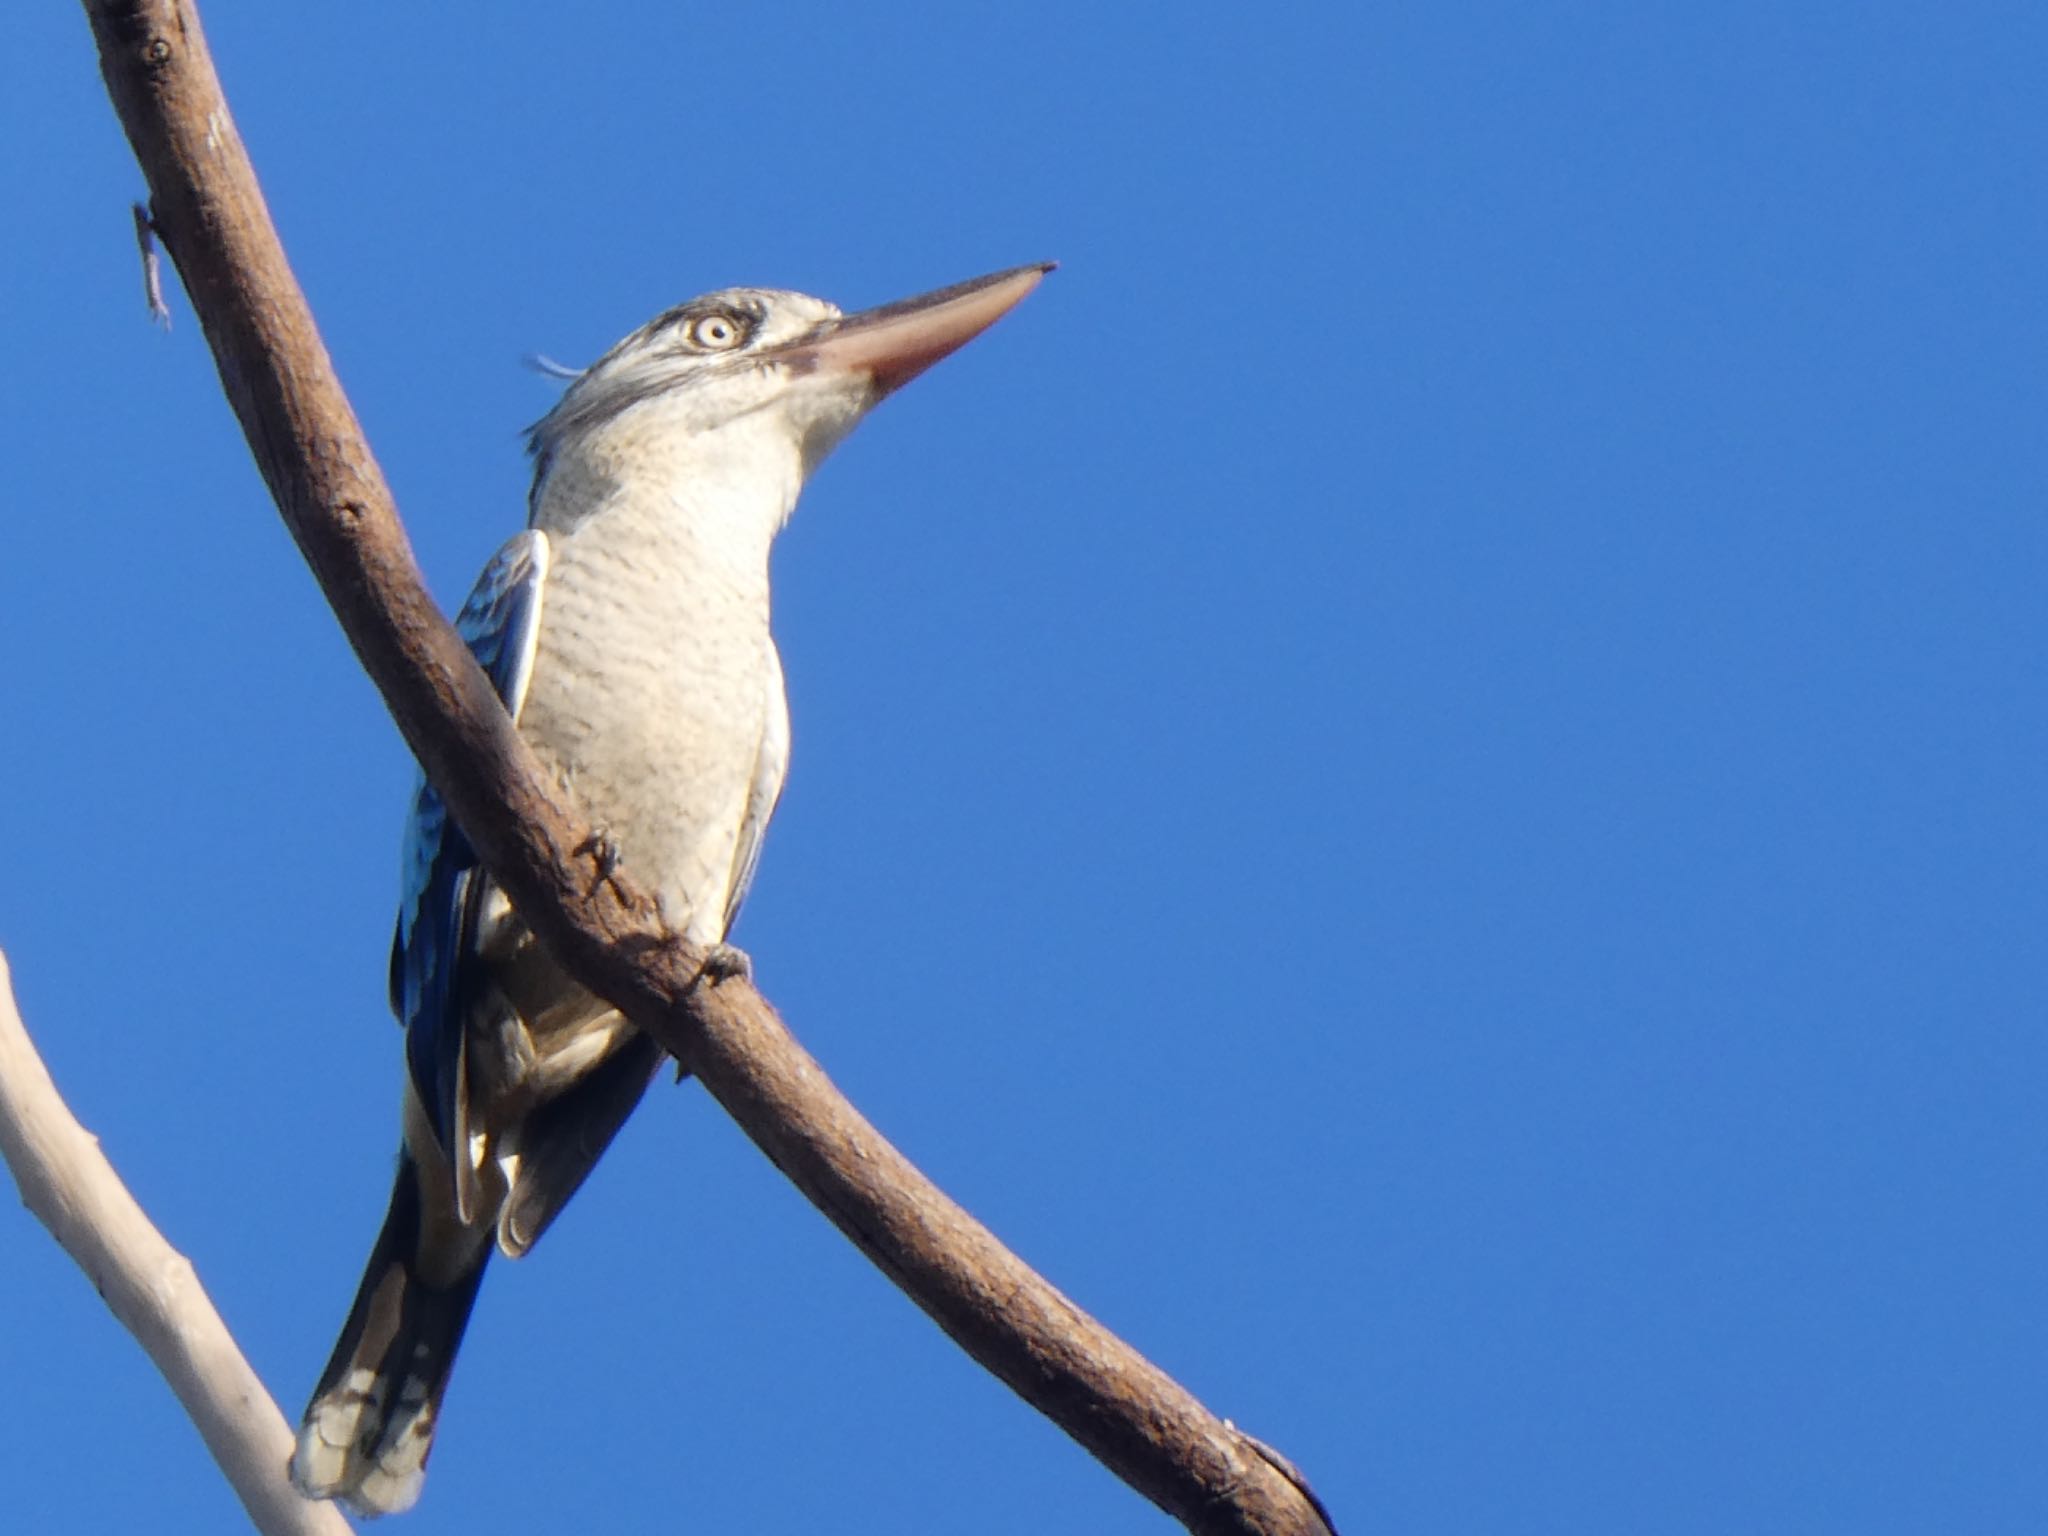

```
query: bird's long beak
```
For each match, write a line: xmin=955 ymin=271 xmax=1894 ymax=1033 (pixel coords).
xmin=791 ymin=263 xmax=1053 ymax=398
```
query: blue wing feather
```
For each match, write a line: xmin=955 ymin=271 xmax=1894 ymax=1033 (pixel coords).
xmin=391 ymin=531 xmax=550 ymax=1154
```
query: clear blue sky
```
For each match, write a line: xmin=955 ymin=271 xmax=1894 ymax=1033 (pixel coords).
xmin=4 ymin=3 xmax=2042 ymax=1532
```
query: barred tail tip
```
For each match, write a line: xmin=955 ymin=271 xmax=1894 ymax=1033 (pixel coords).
xmin=289 ymin=1369 xmax=434 ymax=1518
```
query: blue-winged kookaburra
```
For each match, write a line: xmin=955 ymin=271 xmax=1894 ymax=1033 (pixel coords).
xmin=290 ymin=264 xmax=1050 ymax=1516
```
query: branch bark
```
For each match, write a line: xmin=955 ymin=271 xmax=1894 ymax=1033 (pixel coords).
xmin=75 ymin=3 xmax=1335 ymax=1532
xmin=0 ymin=952 xmax=352 ymax=1536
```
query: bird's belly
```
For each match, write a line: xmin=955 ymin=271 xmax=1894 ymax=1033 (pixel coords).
xmin=515 ymin=528 xmax=773 ymax=944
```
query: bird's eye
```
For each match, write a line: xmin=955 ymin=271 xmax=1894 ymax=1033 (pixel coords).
xmin=686 ymin=312 xmax=747 ymax=351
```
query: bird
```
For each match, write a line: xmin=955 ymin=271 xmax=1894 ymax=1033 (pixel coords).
xmin=289 ymin=263 xmax=1050 ymax=1517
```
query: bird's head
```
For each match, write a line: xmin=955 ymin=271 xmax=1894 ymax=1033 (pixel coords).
xmin=528 ymin=264 xmax=1050 ymax=493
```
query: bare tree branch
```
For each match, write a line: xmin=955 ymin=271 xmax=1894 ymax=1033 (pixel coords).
xmin=75 ymin=3 xmax=1335 ymax=1531
xmin=0 ymin=951 xmax=352 ymax=1536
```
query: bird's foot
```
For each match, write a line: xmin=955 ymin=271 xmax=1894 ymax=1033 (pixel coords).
xmin=673 ymin=943 xmax=749 ymax=1077
xmin=695 ymin=942 xmax=753 ymax=988
xmin=574 ymin=831 xmax=631 ymax=904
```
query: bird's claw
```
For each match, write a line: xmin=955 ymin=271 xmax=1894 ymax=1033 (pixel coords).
xmin=574 ymin=831 xmax=631 ymax=903
xmin=674 ymin=944 xmax=749 ymax=1075
xmin=695 ymin=942 xmax=753 ymax=988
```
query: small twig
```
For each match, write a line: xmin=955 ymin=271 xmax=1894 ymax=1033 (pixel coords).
xmin=522 ymin=352 xmax=584 ymax=381
xmin=0 ymin=950 xmax=350 ymax=1536
xmin=132 ymin=201 xmax=171 ymax=328
xmin=1235 ymin=1425 xmax=1342 ymax=1536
